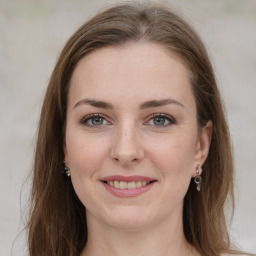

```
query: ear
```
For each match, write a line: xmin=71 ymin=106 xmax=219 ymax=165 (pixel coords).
xmin=63 ymin=142 xmax=68 ymax=162
xmin=193 ymin=120 xmax=213 ymax=177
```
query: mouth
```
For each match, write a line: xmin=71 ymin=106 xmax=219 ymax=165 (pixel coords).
xmin=103 ymin=180 xmax=155 ymax=189
xmin=100 ymin=175 xmax=157 ymax=197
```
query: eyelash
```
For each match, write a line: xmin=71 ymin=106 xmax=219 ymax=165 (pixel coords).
xmin=79 ymin=113 xmax=176 ymax=128
xmin=145 ymin=113 xmax=176 ymax=127
xmin=79 ymin=113 xmax=111 ymax=128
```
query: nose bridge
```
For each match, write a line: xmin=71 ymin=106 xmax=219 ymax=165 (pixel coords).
xmin=110 ymin=120 xmax=143 ymax=165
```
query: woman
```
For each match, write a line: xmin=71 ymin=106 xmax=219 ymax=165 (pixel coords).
xmin=27 ymin=2 xmax=251 ymax=256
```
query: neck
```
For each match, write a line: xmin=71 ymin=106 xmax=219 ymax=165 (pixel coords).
xmin=81 ymin=209 xmax=198 ymax=256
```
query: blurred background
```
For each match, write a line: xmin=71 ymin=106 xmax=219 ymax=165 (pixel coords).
xmin=0 ymin=0 xmax=255 ymax=255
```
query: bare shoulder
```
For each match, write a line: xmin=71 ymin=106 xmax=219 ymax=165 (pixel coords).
xmin=221 ymin=253 xmax=256 ymax=256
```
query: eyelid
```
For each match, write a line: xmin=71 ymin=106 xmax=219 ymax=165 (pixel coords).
xmin=79 ymin=112 xmax=176 ymax=128
xmin=145 ymin=113 xmax=177 ymax=126
xmin=79 ymin=113 xmax=112 ymax=127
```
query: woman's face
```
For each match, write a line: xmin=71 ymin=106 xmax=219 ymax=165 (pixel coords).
xmin=64 ymin=43 xmax=211 ymax=230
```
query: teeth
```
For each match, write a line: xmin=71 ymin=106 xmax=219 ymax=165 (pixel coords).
xmin=106 ymin=180 xmax=151 ymax=189
xmin=136 ymin=181 xmax=142 ymax=188
xmin=119 ymin=181 xmax=128 ymax=189
xmin=128 ymin=181 xmax=136 ymax=189
xmin=114 ymin=181 xmax=119 ymax=188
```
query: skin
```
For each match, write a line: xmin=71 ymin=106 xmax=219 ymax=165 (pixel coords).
xmin=64 ymin=42 xmax=212 ymax=256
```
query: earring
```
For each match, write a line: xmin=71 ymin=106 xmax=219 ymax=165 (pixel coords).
xmin=63 ymin=160 xmax=71 ymax=177
xmin=194 ymin=165 xmax=202 ymax=191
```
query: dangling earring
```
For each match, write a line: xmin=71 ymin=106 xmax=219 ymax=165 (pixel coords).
xmin=194 ymin=165 xmax=202 ymax=191
xmin=63 ymin=160 xmax=71 ymax=177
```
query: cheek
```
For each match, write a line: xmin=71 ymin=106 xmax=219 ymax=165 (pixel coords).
xmin=146 ymin=132 xmax=197 ymax=179
xmin=66 ymin=133 xmax=109 ymax=176
xmin=64 ymin=125 xmax=111 ymax=194
xmin=65 ymin=133 xmax=110 ymax=206
xmin=154 ymin=137 xmax=196 ymax=202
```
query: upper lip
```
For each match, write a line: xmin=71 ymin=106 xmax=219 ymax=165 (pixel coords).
xmin=100 ymin=175 xmax=156 ymax=182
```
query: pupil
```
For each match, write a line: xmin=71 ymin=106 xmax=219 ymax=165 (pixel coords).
xmin=153 ymin=117 xmax=165 ymax=126
xmin=92 ymin=117 xmax=103 ymax=125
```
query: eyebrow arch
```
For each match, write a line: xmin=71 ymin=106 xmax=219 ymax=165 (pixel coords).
xmin=73 ymin=98 xmax=113 ymax=110
xmin=73 ymin=98 xmax=184 ymax=110
xmin=139 ymin=98 xmax=184 ymax=109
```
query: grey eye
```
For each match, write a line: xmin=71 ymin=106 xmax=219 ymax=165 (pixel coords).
xmin=153 ymin=116 xmax=168 ymax=126
xmin=146 ymin=114 xmax=175 ymax=127
xmin=91 ymin=116 xmax=104 ymax=125
xmin=80 ymin=114 xmax=110 ymax=127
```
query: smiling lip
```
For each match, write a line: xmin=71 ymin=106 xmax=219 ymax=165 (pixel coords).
xmin=100 ymin=175 xmax=157 ymax=197
xmin=101 ymin=175 xmax=155 ymax=182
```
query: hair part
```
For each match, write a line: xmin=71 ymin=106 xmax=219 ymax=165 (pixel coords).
xmin=27 ymin=2 xmax=245 ymax=256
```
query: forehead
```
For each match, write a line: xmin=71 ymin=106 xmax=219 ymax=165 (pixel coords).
xmin=68 ymin=42 xmax=194 ymax=108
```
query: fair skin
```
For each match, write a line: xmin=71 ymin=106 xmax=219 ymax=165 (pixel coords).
xmin=64 ymin=43 xmax=212 ymax=256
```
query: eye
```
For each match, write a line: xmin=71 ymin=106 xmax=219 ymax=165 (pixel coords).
xmin=147 ymin=114 xmax=176 ymax=127
xmin=80 ymin=114 xmax=111 ymax=127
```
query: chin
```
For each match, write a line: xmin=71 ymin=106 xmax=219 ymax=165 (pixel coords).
xmin=100 ymin=206 xmax=157 ymax=231
xmin=106 ymin=218 xmax=152 ymax=231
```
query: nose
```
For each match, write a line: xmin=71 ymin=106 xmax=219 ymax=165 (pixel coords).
xmin=110 ymin=124 xmax=144 ymax=166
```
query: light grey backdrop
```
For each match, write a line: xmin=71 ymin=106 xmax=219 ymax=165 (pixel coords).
xmin=1 ymin=0 xmax=255 ymax=255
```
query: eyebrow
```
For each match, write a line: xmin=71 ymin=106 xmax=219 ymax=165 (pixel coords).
xmin=139 ymin=99 xmax=184 ymax=109
xmin=73 ymin=98 xmax=184 ymax=110
xmin=73 ymin=98 xmax=113 ymax=110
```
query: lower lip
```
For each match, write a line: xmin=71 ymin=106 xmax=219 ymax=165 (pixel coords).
xmin=102 ymin=182 xmax=156 ymax=197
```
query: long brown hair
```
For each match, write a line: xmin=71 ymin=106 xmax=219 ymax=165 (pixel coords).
xmin=27 ymin=2 xmax=245 ymax=256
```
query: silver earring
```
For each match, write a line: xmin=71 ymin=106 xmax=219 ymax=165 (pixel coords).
xmin=63 ymin=160 xmax=71 ymax=177
xmin=194 ymin=165 xmax=202 ymax=191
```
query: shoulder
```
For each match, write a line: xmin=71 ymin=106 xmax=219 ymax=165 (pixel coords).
xmin=221 ymin=254 xmax=255 ymax=256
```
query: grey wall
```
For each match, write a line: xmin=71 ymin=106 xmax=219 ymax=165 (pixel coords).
xmin=1 ymin=0 xmax=255 ymax=255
